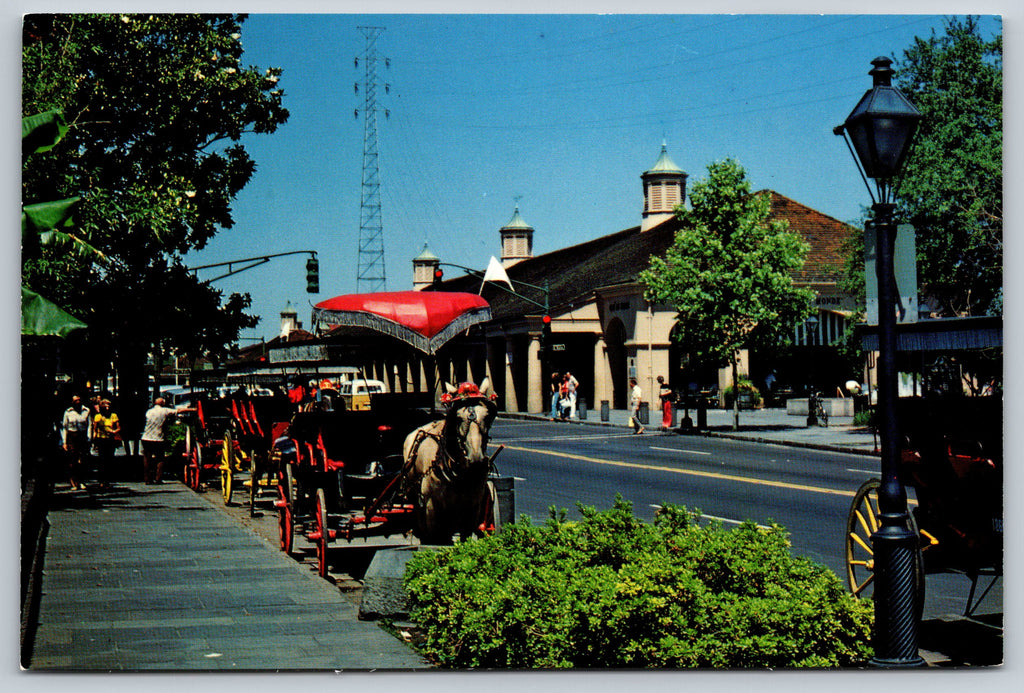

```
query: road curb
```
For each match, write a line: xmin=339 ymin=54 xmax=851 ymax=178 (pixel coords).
xmin=497 ymin=411 xmax=880 ymax=457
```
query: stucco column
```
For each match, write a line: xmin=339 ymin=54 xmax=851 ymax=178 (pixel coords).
xmin=504 ymin=346 xmax=520 ymax=412
xmin=527 ymin=334 xmax=543 ymax=413
xmin=594 ymin=335 xmax=613 ymax=407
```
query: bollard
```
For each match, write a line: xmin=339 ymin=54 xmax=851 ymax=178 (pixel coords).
xmin=490 ymin=476 xmax=515 ymax=529
xmin=600 ymin=400 xmax=610 ymax=422
xmin=578 ymin=397 xmax=587 ymax=420
xmin=639 ymin=401 xmax=649 ymax=425
xmin=697 ymin=399 xmax=707 ymax=430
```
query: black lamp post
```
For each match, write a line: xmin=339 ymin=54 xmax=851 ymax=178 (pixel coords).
xmin=805 ymin=314 xmax=820 ymax=426
xmin=835 ymin=56 xmax=923 ymax=667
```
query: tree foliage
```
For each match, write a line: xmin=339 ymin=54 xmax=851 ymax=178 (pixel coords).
xmin=640 ymin=160 xmax=814 ymax=425
xmin=22 ymin=13 xmax=289 ymax=385
xmin=895 ymin=16 xmax=1002 ymax=317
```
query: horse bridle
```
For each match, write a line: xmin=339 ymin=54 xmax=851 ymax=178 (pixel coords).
xmin=404 ymin=398 xmax=495 ymax=486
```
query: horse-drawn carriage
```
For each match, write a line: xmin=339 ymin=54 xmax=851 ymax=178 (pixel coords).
xmin=270 ymin=291 xmax=506 ymax=577
xmin=182 ymin=390 xmax=291 ymax=509
xmin=845 ymin=396 xmax=1002 ymax=616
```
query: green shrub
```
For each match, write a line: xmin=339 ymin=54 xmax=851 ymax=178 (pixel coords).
xmin=853 ymin=408 xmax=876 ymax=428
xmin=723 ymin=379 xmax=762 ymax=408
xmin=404 ymin=498 xmax=873 ymax=668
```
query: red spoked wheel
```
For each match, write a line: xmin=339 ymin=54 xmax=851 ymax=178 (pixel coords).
xmin=184 ymin=428 xmax=201 ymax=491
xmin=315 ymin=487 xmax=330 ymax=578
xmin=276 ymin=464 xmax=295 ymax=554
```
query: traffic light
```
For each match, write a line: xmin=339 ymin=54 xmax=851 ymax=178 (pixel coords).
xmin=432 ymin=267 xmax=443 ymax=286
xmin=541 ymin=314 xmax=552 ymax=358
xmin=306 ymin=256 xmax=319 ymax=293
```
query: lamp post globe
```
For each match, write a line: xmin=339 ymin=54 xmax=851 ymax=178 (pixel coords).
xmin=835 ymin=56 xmax=924 ymax=668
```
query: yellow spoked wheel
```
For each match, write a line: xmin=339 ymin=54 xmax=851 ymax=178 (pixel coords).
xmin=845 ymin=478 xmax=926 ymax=615
xmin=220 ymin=430 xmax=234 ymax=505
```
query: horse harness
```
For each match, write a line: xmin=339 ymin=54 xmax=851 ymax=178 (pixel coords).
xmin=403 ymin=402 xmax=493 ymax=487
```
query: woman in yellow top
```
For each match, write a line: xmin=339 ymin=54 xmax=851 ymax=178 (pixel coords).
xmin=92 ymin=399 xmax=120 ymax=488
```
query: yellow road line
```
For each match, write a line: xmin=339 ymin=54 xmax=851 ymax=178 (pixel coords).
xmin=504 ymin=444 xmax=918 ymax=505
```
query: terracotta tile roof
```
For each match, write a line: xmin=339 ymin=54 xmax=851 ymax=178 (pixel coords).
xmin=435 ymin=190 xmax=853 ymax=319
xmin=759 ymin=190 xmax=854 ymax=285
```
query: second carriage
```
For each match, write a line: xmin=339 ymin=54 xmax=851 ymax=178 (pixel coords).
xmin=269 ymin=291 xmax=507 ymax=577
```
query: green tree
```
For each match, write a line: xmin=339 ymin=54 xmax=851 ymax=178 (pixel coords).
xmin=895 ymin=16 xmax=1002 ymax=317
xmin=22 ymin=14 xmax=288 ymax=405
xmin=640 ymin=159 xmax=814 ymax=430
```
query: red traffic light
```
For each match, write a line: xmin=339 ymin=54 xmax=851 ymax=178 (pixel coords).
xmin=542 ymin=315 xmax=551 ymax=324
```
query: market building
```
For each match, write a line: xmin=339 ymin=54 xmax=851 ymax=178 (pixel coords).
xmin=416 ymin=144 xmax=858 ymax=414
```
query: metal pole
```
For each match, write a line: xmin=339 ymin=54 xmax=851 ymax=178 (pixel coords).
xmin=870 ymin=202 xmax=923 ymax=667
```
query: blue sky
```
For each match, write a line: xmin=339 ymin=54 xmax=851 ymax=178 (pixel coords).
xmin=5 ymin=3 xmax=1010 ymax=345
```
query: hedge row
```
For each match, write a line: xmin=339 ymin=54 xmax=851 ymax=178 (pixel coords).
xmin=404 ymin=498 xmax=872 ymax=668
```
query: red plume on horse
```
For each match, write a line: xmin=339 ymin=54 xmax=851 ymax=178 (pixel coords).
xmin=402 ymin=378 xmax=501 ymax=544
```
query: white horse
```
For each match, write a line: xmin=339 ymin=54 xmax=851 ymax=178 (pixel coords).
xmin=402 ymin=379 xmax=498 ymax=544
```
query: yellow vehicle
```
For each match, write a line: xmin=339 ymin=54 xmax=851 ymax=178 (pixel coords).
xmin=339 ymin=379 xmax=387 ymax=411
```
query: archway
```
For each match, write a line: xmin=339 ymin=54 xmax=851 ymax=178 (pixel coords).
xmin=605 ymin=318 xmax=628 ymax=409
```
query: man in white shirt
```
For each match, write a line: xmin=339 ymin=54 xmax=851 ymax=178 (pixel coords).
xmin=61 ymin=394 xmax=92 ymax=490
xmin=629 ymin=378 xmax=645 ymax=435
xmin=141 ymin=397 xmax=180 ymax=484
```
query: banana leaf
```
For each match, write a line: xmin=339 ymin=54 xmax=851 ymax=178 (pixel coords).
xmin=21 ymin=287 xmax=87 ymax=337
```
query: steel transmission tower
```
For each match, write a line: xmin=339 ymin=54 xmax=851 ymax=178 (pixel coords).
xmin=355 ymin=26 xmax=389 ymax=292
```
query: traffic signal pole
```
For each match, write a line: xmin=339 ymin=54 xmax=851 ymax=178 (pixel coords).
xmin=187 ymin=250 xmax=320 ymax=293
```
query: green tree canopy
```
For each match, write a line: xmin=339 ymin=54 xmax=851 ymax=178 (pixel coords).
xmin=22 ymin=14 xmax=289 ymax=392
xmin=640 ymin=159 xmax=814 ymax=428
xmin=896 ymin=16 xmax=1002 ymax=317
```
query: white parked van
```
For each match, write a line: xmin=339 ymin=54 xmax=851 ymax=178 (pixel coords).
xmin=338 ymin=379 xmax=386 ymax=411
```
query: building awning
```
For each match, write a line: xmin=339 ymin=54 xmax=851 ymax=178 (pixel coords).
xmin=857 ymin=316 xmax=1002 ymax=352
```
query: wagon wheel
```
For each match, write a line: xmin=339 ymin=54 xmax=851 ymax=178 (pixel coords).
xmin=315 ymin=487 xmax=331 ymax=578
xmin=481 ymin=479 xmax=499 ymax=534
xmin=277 ymin=463 xmax=295 ymax=554
xmin=248 ymin=448 xmax=260 ymax=516
xmin=184 ymin=427 xmax=201 ymax=491
xmin=845 ymin=478 xmax=925 ymax=616
xmin=220 ymin=430 xmax=234 ymax=505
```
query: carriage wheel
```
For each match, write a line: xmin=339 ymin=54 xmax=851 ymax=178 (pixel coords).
xmin=845 ymin=478 xmax=925 ymax=615
xmin=277 ymin=465 xmax=294 ymax=555
xmin=184 ymin=428 xmax=201 ymax=491
xmin=315 ymin=487 xmax=330 ymax=578
xmin=483 ymin=480 xmax=499 ymax=534
xmin=248 ymin=450 xmax=260 ymax=516
xmin=220 ymin=430 xmax=234 ymax=505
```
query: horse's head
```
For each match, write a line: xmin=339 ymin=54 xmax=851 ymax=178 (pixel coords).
xmin=442 ymin=379 xmax=498 ymax=468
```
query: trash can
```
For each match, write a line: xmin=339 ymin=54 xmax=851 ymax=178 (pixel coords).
xmin=600 ymin=400 xmax=610 ymax=422
xmin=578 ymin=397 xmax=587 ymax=420
xmin=639 ymin=401 xmax=649 ymax=425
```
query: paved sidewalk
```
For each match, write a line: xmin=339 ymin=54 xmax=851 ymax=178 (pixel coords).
xmin=26 ymin=481 xmax=427 ymax=671
xmin=502 ymin=405 xmax=880 ymax=456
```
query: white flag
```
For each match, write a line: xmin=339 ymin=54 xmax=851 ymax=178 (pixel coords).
xmin=481 ymin=255 xmax=515 ymax=293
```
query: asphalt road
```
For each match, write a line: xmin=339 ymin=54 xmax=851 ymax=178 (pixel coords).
xmin=488 ymin=418 xmax=1002 ymax=622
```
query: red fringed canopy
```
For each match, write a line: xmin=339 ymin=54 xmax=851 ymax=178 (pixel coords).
xmin=312 ymin=291 xmax=491 ymax=355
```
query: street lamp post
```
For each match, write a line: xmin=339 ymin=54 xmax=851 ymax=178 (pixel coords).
xmin=805 ymin=314 xmax=819 ymax=426
xmin=835 ymin=56 xmax=923 ymax=667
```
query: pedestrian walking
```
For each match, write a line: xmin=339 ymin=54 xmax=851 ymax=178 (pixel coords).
xmin=657 ymin=375 xmax=673 ymax=430
xmin=629 ymin=377 xmax=645 ymax=434
xmin=566 ymin=371 xmax=579 ymax=419
xmin=61 ymin=394 xmax=92 ymax=490
xmin=549 ymin=372 xmax=561 ymax=420
xmin=141 ymin=397 xmax=185 ymax=484
xmin=91 ymin=399 xmax=120 ymax=488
